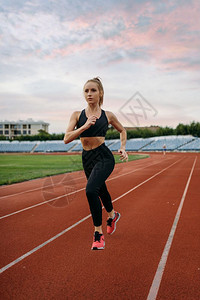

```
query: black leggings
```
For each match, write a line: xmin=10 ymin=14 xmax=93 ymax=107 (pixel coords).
xmin=82 ymin=143 xmax=115 ymax=227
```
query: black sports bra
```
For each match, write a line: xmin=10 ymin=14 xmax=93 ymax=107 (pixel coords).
xmin=77 ymin=109 xmax=108 ymax=137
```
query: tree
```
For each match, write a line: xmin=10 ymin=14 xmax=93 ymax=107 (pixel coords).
xmin=175 ymin=123 xmax=187 ymax=135
xmin=189 ymin=121 xmax=200 ymax=137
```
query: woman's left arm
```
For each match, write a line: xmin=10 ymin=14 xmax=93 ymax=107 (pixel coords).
xmin=106 ymin=111 xmax=128 ymax=162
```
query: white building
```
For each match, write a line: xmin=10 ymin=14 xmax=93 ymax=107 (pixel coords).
xmin=0 ymin=119 xmax=49 ymax=139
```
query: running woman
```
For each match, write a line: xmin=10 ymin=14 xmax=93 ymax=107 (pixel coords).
xmin=64 ymin=77 xmax=128 ymax=250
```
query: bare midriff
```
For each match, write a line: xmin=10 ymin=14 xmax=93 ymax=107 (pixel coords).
xmin=80 ymin=137 xmax=105 ymax=150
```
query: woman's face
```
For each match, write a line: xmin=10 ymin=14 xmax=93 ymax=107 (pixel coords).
xmin=84 ymin=82 xmax=100 ymax=106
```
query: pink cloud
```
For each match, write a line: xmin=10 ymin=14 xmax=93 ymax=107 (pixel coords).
xmin=42 ymin=1 xmax=200 ymax=71
xmin=107 ymin=1 xmax=200 ymax=70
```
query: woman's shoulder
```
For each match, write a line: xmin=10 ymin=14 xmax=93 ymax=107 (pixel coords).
xmin=71 ymin=110 xmax=82 ymax=121
xmin=74 ymin=110 xmax=82 ymax=115
xmin=104 ymin=110 xmax=115 ymax=121
xmin=104 ymin=111 xmax=114 ymax=124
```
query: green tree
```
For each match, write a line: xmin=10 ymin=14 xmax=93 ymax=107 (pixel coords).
xmin=175 ymin=123 xmax=187 ymax=135
xmin=189 ymin=121 xmax=200 ymax=137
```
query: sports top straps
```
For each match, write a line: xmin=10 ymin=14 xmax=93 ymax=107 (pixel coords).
xmin=77 ymin=109 xmax=108 ymax=137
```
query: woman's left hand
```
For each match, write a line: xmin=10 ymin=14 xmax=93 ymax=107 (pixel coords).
xmin=118 ymin=149 xmax=128 ymax=162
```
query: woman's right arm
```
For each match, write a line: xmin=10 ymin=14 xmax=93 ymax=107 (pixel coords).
xmin=64 ymin=111 xmax=97 ymax=144
xmin=64 ymin=111 xmax=83 ymax=144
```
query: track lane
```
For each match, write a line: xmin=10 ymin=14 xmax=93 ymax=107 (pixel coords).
xmin=0 ymin=154 xmax=170 ymax=199
xmin=0 ymin=154 xmax=198 ymax=299
xmin=0 ymin=171 xmax=86 ymax=199
xmin=0 ymin=155 xmax=175 ymax=218
xmin=147 ymin=156 xmax=197 ymax=300
xmin=156 ymin=156 xmax=200 ymax=300
xmin=0 ymin=155 xmax=181 ymax=269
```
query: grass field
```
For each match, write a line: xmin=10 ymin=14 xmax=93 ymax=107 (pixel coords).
xmin=0 ymin=153 xmax=149 ymax=185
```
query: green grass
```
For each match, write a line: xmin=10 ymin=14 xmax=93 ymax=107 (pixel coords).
xmin=0 ymin=153 xmax=149 ymax=185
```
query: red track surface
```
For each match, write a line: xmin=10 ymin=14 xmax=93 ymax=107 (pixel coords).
xmin=0 ymin=152 xmax=199 ymax=300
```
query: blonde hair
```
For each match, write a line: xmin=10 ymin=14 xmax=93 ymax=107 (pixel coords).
xmin=84 ymin=77 xmax=104 ymax=106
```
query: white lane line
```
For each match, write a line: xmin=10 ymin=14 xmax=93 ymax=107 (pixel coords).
xmin=146 ymin=156 xmax=197 ymax=300
xmin=0 ymin=188 xmax=86 ymax=220
xmin=0 ymin=158 xmax=181 ymax=220
xmin=112 ymin=159 xmax=182 ymax=204
xmin=0 ymin=158 xmax=181 ymax=274
xmin=0 ymin=214 xmax=91 ymax=274
xmin=0 ymin=175 xmax=85 ymax=199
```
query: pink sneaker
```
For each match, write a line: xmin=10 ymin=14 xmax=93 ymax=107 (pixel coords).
xmin=107 ymin=212 xmax=121 ymax=235
xmin=91 ymin=231 xmax=105 ymax=250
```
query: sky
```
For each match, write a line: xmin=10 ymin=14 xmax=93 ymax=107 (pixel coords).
xmin=0 ymin=0 xmax=200 ymax=133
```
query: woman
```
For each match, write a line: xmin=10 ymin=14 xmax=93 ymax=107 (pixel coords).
xmin=64 ymin=77 xmax=128 ymax=250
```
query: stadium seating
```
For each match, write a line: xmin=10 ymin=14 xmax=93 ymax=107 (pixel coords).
xmin=178 ymin=138 xmax=200 ymax=151
xmin=126 ymin=138 xmax=154 ymax=151
xmin=107 ymin=140 xmax=121 ymax=151
xmin=71 ymin=141 xmax=83 ymax=152
xmin=34 ymin=140 xmax=78 ymax=152
xmin=0 ymin=141 xmax=36 ymax=152
xmin=0 ymin=136 xmax=199 ymax=153
xmin=141 ymin=136 xmax=194 ymax=151
xmin=105 ymin=139 xmax=118 ymax=147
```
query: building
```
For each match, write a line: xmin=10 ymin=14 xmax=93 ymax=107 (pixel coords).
xmin=0 ymin=119 xmax=49 ymax=139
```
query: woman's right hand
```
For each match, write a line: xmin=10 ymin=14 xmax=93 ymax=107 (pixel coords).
xmin=83 ymin=115 xmax=98 ymax=130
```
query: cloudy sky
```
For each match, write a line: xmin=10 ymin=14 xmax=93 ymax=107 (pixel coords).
xmin=0 ymin=0 xmax=200 ymax=133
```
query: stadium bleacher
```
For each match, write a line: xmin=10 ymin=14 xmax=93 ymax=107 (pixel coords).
xmin=0 ymin=141 xmax=36 ymax=153
xmin=105 ymin=139 xmax=118 ymax=147
xmin=34 ymin=140 xmax=78 ymax=152
xmin=107 ymin=140 xmax=121 ymax=151
xmin=178 ymin=138 xmax=200 ymax=151
xmin=125 ymin=138 xmax=153 ymax=151
xmin=71 ymin=141 xmax=83 ymax=152
xmin=0 ymin=136 xmax=199 ymax=153
xmin=141 ymin=136 xmax=195 ymax=151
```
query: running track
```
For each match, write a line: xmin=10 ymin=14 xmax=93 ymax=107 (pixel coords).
xmin=0 ymin=152 xmax=199 ymax=300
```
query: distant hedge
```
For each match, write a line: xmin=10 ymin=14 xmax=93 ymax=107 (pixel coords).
xmin=105 ymin=121 xmax=200 ymax=139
